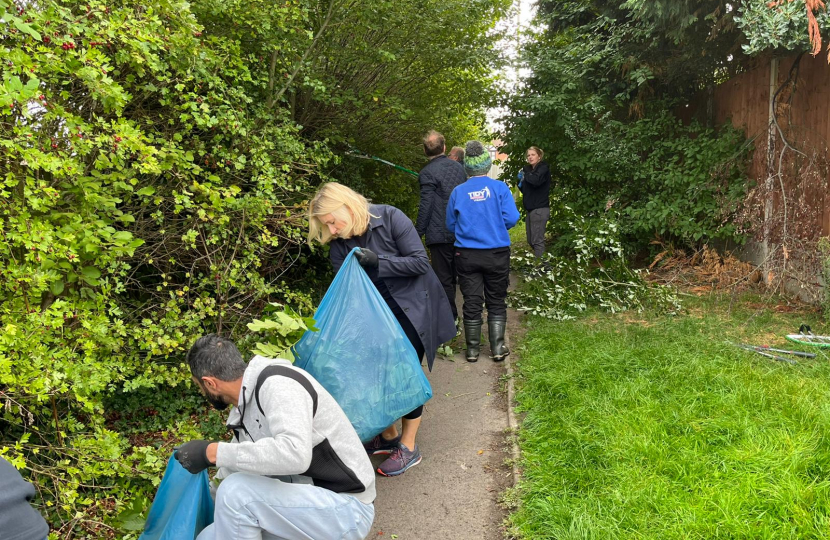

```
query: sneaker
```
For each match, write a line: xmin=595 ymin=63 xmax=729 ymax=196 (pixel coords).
xmin=377 ymin=444 xmax=422 ymax=477
xmin=363 ymin=434 xmax=401 ymax=456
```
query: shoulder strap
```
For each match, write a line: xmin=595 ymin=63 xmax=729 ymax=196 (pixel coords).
xmin=254 ymin=365 xmax=318 ymax=418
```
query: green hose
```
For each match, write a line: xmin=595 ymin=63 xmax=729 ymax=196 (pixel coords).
xmin=345 ymin=148 xmax=419 ymax=178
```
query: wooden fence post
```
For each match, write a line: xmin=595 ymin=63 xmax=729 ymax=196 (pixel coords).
xmin=764 ymin=57 xmax=780 ymax=283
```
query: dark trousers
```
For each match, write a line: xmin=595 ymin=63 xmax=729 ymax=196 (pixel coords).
xmin=526 ymin=207 xmax=550 ymax=258
xmin=428 ymin=243 xmax=458 ymax=320
xmin=455 ymin=247 xmax=511 ymax=321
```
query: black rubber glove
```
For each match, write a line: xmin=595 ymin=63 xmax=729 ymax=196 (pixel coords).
xmin=354 ymin=248 xmax=379 ymax=269
xmin=174 ymin=440 xmax=213 ymax=474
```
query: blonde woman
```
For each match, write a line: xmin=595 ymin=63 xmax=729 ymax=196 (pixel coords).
xmin=308 ymin=183 xmax=456 ymax=477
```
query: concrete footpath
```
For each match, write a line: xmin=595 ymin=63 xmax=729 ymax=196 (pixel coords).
xmin=367 ymin=324 xmax=518 ymax=539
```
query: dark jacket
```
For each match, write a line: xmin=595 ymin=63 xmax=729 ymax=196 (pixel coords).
xmin=330 ymin=204 xmax=456 ymax=370
xmin=0 ymin=457 xmax=50 ymax=540
xmin=415 ymin=155 xmax=468 ymax=245
xmin=519 ymin=161 xmax=551 ymax=211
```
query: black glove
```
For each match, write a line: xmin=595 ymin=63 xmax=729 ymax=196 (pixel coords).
xmin=174 ymin=440 xmax=213 ymax=474
xmin=354 ymin=248 xmax=379 ymax=269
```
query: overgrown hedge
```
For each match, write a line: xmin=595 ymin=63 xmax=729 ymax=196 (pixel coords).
xmin=0 ymin=0 xmax=333 ymax=535
xmin=0 ymin=0 xmax=506 ymax=536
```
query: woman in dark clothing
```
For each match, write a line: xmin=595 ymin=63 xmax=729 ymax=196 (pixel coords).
xmin=308 ymin=182 xmax=455 ymax=477
xmin=518 ymin=146 xmax=551 ymax=258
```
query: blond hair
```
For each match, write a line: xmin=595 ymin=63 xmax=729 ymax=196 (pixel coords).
xmin=527 ymin=146 xmax=544 ymax=160
xmin=307 ymin=182 xmax=371 ymax=244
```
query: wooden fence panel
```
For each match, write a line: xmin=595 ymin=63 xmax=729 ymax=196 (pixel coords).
xmin=683 ymin=55 xmax=830 ymax=298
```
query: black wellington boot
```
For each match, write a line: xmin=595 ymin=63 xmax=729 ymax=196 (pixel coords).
xmin=488 ymin=315 xmax=509 ymax=362
xmin=464 ymin=319 xmax=483 ymax=362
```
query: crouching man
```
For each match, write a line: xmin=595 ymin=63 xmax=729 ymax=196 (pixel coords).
xmin=175 ymin=334 xmax=376 ymax=540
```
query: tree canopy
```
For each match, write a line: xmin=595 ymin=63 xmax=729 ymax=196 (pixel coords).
xmin=738 ymin=0 xmax=830 ymax=60
xmin=501 ymin=0 xmax=756 ymax=251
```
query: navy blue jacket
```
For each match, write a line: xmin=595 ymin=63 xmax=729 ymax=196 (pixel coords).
xmin=330 ymin=204 xmax=456 ymax=370
xmin=415 ymin=155 xmax=468 ymax=245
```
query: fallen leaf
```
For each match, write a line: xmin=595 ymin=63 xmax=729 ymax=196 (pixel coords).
xmin=478 ymin=449 xmax=484 ymax=455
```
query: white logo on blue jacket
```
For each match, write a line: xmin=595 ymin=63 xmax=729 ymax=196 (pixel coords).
xmin=467 ymin=186 xmax=491 ymax=202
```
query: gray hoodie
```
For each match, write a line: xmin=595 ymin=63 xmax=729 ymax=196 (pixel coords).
xmin=214 ymin=356 xmax=376 ymax=505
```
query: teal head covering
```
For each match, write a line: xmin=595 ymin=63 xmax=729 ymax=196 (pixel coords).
xmin=463 ymin=140 xmax=492 ymax=177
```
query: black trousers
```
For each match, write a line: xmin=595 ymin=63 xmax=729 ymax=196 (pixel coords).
xmin=428 ymin=242 xmax=458 ymax=320
xmin=455 ymin=247 xmax=511 ymax=321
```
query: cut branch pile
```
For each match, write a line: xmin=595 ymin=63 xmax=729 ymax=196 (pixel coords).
xmin=647 ymin=245 xmax=762 ymax=292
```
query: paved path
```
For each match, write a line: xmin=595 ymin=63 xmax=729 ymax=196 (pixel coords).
xmin=367 ymin=336 xmax=514 ymax=539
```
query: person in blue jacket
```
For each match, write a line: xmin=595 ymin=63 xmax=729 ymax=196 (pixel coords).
xmin=446 ymin=141 xmax=520 ymax=362
xmin=308 ymin=182 xmax=456 ymax=477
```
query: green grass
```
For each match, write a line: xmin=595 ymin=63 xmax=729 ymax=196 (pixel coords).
xmin=509 ymin=218 xmax=527 ymax=249
xmin=511 ymin=292 xmax=830 ymax=539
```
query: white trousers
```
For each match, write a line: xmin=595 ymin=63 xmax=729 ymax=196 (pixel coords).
xmin=195 ymin=473 xmax=374 ymax=540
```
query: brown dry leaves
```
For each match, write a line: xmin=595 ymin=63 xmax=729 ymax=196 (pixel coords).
xmin=648 ymin=245 xmax=761 ymax=292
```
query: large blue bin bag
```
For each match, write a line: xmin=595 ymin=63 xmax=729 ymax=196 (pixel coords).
xmin=139 ymin=455 xmax=214 ymax=540
xmin=293 ymin=247 xmax=433 ymax=442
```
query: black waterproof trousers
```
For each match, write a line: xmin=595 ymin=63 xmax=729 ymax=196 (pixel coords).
xmin=455 ymin=247 xmax=511 ymax=321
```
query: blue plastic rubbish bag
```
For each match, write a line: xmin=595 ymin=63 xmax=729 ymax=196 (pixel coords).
xmin=139 ymin=455 xmax=214 ymax=540
xmin=293 ymin=247 xmax=432 ymax=442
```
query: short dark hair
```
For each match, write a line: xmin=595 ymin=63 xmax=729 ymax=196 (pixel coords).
xmin=423 ymin=130 xmax=445 ymax=157
xmin=186 ymin=334 xmax=248 ymax=381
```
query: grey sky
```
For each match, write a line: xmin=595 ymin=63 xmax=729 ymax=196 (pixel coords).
xmin=488 ymin=0 xmax=539 ymax=131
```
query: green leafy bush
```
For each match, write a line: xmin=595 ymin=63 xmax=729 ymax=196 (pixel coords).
xmin=510 ymin=209 xmax=681 ymax=320
xmin=0 ymin=0 xmax=327 ymax=535
xmin=502 ymin=0 xmax=753 ymax=253
xmin=507 ymin=108 xmax=751 ymax=251
xmin=619 ymin=116 xmax=752 ymax=246
xmin=736 ymin=0 xmax=830 ymax=57
xmin=248 ymin=304 xmax=318 ymax=359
